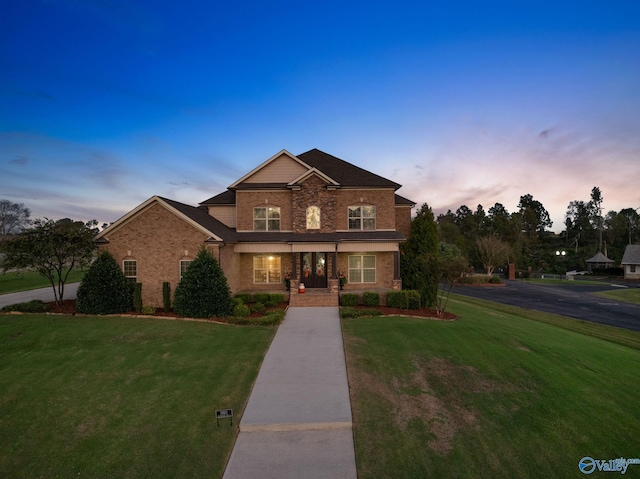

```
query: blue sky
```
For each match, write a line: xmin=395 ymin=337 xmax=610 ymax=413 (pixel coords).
xmin=2 ymin=0 xmax=639 ymax=232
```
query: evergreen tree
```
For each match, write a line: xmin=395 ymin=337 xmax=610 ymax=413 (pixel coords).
xmin=173 ymin=247 xmax=232 ymax=318
xmin=400 ymin=203 xmax=439 ymax=307
xmin=76 ymin=251 xmax=132 ymax=314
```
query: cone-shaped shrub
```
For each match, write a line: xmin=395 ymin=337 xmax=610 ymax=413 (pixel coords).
xmin=173 ymin=248 xmax=232 ymax=318
xmin=76 ymin=251 xmax=132 ymax=314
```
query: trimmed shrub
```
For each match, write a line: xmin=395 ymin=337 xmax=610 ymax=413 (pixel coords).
xmin=173 ymin=248 xmax=233 ymax=318
xmin=133 ymin=283 xmax=143 ymax=313
xmin=254 ymin=293 xmax=269 ymax=304
xmin=386 ymin=290 xmax=421 ymax=309
xmin=269 ymin=293 xmax=285 ymax=304
xmin=340 ymin=307 xmax=382 ymax=319
xmin=232 ymin=303 xmax=250 ymax=317
xmin=228 ymin=310 xmax=284 ymax=326
xmin=162 ymin=282 xmax=171 ymax=311
xmin=250 ymin=302 xmax=266 ymax=313
xmin=386 ymin=291 xmax=407 ymax=309
xmin=340 ymin=293 xmax=359 ymax=307
xmin=232 ymin=297 xmax=244 ymax=307
xmin=489 ymin=276 xmax=502 ymax=284
xmin=235 ymin=293 xmax=252 ymax=304
xmin=141 ymin=305 xmax=157 ymax=315
xmin=407 ymin=290 xmax=421 ymax=310
xmin=1 ymin=300 xmax=49 ymax=313
xmin=76 ymin=251 xmax=132 ymax=314
xmin=263 ymin=300 xmax=277 ymax=309
xmin=362 ymin=291 xmax=380 ymax=307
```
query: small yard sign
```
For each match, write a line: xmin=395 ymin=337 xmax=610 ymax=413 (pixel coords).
xmin=215 ymin=409 xmax=233 ymax=427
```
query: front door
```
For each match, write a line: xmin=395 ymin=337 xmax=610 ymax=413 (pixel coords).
xmin=301 ymin=252 xmax=327 ymax=288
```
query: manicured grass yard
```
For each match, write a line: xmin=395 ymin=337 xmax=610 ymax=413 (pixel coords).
xmin=0 ymin=315 xmax=275 ymax=478
xmin=0 ymin=269 xmax=85 ymax=294
xmin=595 ymin=287 xmax=640 ymax=305
xmin=342 ymin=296 xmax=640 ymax=478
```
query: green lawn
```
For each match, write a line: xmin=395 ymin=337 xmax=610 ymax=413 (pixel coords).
xmin=0 ymin=315 xmax=275 ymax=478
xmin=343 ymin=298 xmax=640 ymax=479
xmin=595 ymin=287 xmax=640 ymax=305
xmin=0 ymin=269 xmax=85 ymax=294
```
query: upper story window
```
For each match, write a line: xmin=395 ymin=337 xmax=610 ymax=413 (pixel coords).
xmin=348 ymin=205 xmax=376 ymax=230
xmin=254 ymin=207 xmax=280 ymax=231
xmin=123 ymin=260 xmax=137 ymax=283
xmin=306 ymin=206 xmax=320 ymax=230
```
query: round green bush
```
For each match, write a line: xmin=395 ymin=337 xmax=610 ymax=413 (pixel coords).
xmin=173 ymin=248 xmax=233 ymax=318
xmin=76 ymin=252 xmax=132 ymax=314
xmin=250 ymin=302 xmax=266 ymax=313
xmin=233 ymin=304 xmax=250 ymax=317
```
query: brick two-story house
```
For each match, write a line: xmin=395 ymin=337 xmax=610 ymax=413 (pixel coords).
xmin=96 ymin=149 xmax=415 ymax=306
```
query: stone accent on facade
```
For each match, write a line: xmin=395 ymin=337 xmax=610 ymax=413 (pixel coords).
xmin=291 ymin=175 xmax=337 ymax=234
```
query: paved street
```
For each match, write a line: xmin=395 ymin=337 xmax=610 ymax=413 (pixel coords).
xmin=454 ymin=280 xmax=640 ymax=331
xmin=0 ymin=283 xmax=79 ymax=309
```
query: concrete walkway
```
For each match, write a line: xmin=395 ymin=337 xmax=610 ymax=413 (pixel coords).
xmin=0 ymin=283 xmax=79 ymax=309
xmin=222 ymin=306 xmax=357 ymax=479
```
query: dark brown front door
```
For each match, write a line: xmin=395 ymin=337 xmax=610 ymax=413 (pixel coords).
xmin=300 ymin=252 xmax=327 ymax=288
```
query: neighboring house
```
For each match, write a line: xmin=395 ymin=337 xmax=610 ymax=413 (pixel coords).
xmin=96 ymin=149 xmax=415 ymax=307
xmin=621 ymin=244 xmax=640 ymax=280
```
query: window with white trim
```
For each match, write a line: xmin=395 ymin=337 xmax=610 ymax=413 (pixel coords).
xmin=348 ymin=255 xmax=376 ymax=283
xmin=306 ymin=206 xmax=320 ymax=229
xmin=253 ymin=255 xmax=282 ymax=283
xmin=123 ymin=260 xmax=137 ymax=283
xmin=348 ymin=205 xmax=376 ymax=230
xmin=254 ymin=207 xmax=280 ymax=231
xmin=180 ymin=260 xmax=192 ymax=279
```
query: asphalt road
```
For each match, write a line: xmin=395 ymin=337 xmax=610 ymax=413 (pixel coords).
xmin=0 ymin=283 xmax=79 ymax=309
xmin=453 ymin=280 xmax=640 ymax=332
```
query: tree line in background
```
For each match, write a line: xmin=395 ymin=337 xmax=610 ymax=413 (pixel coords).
xmin=401 ymin=187 xmax=639 ymax=311
xmin=435 ymin=187 xmax=639 ymax=275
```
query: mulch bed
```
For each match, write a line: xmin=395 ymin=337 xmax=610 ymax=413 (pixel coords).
xmin=354 ymin=305 xmax=457 ymax=320
xmin=46 ymin=300 xmax=287 ymax=323
xmin=47 ymin=300 xmax=455 ymax=321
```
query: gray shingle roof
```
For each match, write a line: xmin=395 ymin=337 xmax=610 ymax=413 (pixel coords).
xmin=297 ymin=149 xmax=402 ymax=189
xmin=585 ymin=251 xmax=614 ymax=264
xmin=200 ymin=190 xmax=236 ymax=205
xmin=621 ymin=244 xmax=640 ymax=265
xmin=200 ymin=149 xmax=414 ymax=206
xmin=157 ymin=197 xmax=236 ymax=241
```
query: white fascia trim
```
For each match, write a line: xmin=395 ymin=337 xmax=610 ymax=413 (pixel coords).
xmin=95 ymin=196 xmax=160 ymax=240
xmin=288 ymin=167 xmax=339 ymax=187
xmin=228 ymin=149 xmax=311 ymax=188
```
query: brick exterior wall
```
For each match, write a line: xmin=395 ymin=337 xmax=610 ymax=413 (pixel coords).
xmin=235 ymin=190 xmax=293 ymax=231
xmin=236 ymin=253 xmax=293 ymax=293
xmin=395 ymin=205 xmax=412 ymax=238
xmin=335 ymin=189 xmax=396 ymax=230
xmin=336 ymin=251 xmax=395 ymax=290
xmin=98 ymin=202 xmax=212 ymax=307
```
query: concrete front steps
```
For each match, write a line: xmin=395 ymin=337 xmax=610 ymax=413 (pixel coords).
xmin=289 ymin=289 xmax=339 ymax=307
